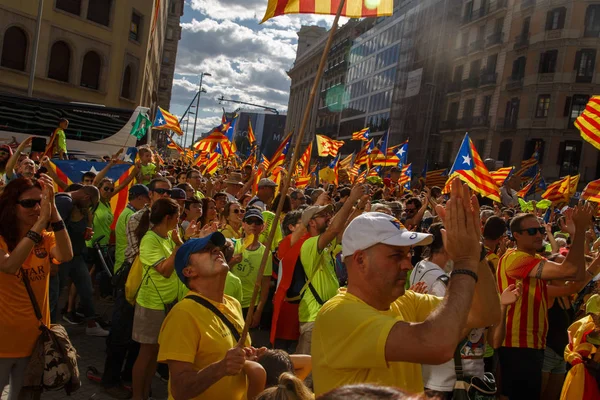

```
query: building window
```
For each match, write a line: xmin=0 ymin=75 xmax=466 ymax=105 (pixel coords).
xmin=504 ymin=97 xmax=520 ymax=127
xmin=121 ymin=64 xmax=133 ymax=99
xmin=536 ymin=95 xmax=551 ymax=118
xmin=166 ymin=27 xmax=173 ymax=40
xmin=448 ymin=102 xmax=459 ymax=121
xmin=453 ymin=65 xmax=463 ymax=82
xmin=55 ymin=0 xmax=81 ymax=16
xmin=539 ymin=50 xmax=558 ymax=73
xmin=1 ymin=26 xmax=27 ymax=71
xmin=524 ymin=139 xmax=545 ymax=162
xmin=584 ymin=5 xmax=600 ymax=37
xmin=162 ymin=51 xmax=171 ymax=64
xmin=170 ymin=1 xmax=177 ymax=15
xmin=575 ymin=49 xmax=596 ymax=83
xmin=130 ymin=12 xmax=142 ymax=41
xmin=511 ymin=56 xmax=526 ymax=79
xmin=482 ymin=95 xmax=492 ymax=116
xmin=498 ymin=139 xmax=512 ymax=166
xmin=80 ymin=51 xmax=101 ymax=90
xmin=87 ymin=0 xmax=112 ymax=26
xmin=545 ymin=7 xmax=566 ymax=30
xmin=567 ymin=95 xmax=590 ymax=127
xmin=558 ymin=141 xmax=581 ymax=176
xmin=159 ymin=74 xmax=168 ymax=89
xmin=464 ymin=98 xmax=475 ymax=119
xmin=442 ymin=141 xmax=454 ymax=166
xmin=47 ymin=41 xmax=70 ymax=82
xmin=476 ymin=139 xmax=486 ymax=154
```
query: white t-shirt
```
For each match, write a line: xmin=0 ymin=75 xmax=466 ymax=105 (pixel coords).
xmin=410 ymin=260 xmax=486 ymax=392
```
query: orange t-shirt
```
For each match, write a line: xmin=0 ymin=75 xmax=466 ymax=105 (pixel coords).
xmin=0 ymin=232 xmax=56 ymax=357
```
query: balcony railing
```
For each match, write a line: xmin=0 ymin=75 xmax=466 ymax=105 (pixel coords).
xmin=521 ymin=0 xmax=536 ymax=9
xmin=456 ymin=116 xmax=490 ymax=129
xmin=496 ymin=117 xmax=517 ymax=130
xmin=447 ymin=80 xmax=462 ymax=93
xmin=461 ymin=0 xmax=508 ymax=25
xmin=514 ymin=33 xmax=529 ymax=50
xmin=506 ymin=76 xmax=524 ymax=90
xmin=584 ymin=29 xmax=600 ymax=38
xmin=486 ymin=31 xmax=503 ymax=47
xmin=441 ymin=119 xmax=458 ymax=130
xmin=463 ymin=75 xmax=480 ymax=89
xmin=538 ymin=73 xmax=555 ymax=83
xmin=480 ymin=71 xmax=498 ymax=85
xmin=454 ymin=46 xmax=468 ymax=58
xmin=469 ymin=39 xmax=484 ymax=54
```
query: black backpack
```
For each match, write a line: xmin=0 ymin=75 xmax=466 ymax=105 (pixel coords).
xmin=285 ymin=255 xmax=325 ymax=306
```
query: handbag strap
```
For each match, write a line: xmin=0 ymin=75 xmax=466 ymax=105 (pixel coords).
xmin=453 ymin=345 xmax=465 ymax=381
xmin=22 ymin=270 xmax=43 ymax=322
xmin=186 ymin=295 xmax=241 ymax=342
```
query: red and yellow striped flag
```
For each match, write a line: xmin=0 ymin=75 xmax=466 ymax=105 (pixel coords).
xmin=316 ymin=134 xmax=344 ymax=157
xmin=205 ymin=152 xmax=221 ymax=175
xmin=574 ymin=96 xmax=600 ymax=150
xmin=398 ymin=163 xmax=411 ymax=187
xmin=355 ymin=169 xmax=368 ymax=184
xmin=351 ymin=127 xmax=370 ymax=141
xmin=490 ymin=167 xmax=514 ymax=187
xmin=297 ymin=143 xmax=313 ymax=176
xmin=248 ymin=120 xmax=257 ymax=146
xmin=581 ymin=178 xmax=600 ymax=203
xmin=262 ymin=0 xmax=393 ymax=23
xmin=542 ymin=175 xmax=580 ymax=203
xmin=266 ymin=133 xmax=292 ymax=176
xmin=339 ymin=153 xmax=353 ymax=169
xmin=295 ymin=175 xmax=311 ymax=189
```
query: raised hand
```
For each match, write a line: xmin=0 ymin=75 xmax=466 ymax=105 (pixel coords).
xmin=219 ymin=347 xmax=246 ymax=376
xmin=409 ymin=281 xmax=428 ymax=294
xmin=500 ymin=284 xmax=521 ymax=306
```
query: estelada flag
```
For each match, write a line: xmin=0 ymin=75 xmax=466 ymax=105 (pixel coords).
xmin=542 ymin=174 xmax=580 ymax=203
xmin=351 ymin=127 xmax=370 ymax=141
xmin=153 ymin=107 xmax=182 ymax=135
xmin=446 ymin=133 xmax=500 ymax=202
xmin=261 ymin=0 xmax=393 ymax=23
xmin=574 ymin=96 xmax=600 ymax=150
xmin=582 ymin=178 xmax=600 ymax=203
xmin=248 ymin=120 xmax=257 ymax=146
xmin=316 ymin=134 xmax=344 ymax=157
xmin=297 ymin=143 xmax=313 ymax=176
xmin=266 ymin=133 xmax=292 ymax=176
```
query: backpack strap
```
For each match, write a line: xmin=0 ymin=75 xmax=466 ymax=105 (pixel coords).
xmin=436 ymin=274 xmax=450 ymax=287
xmin=186 ymin=295 xmax=241 ymax=342
xmin=22 ymin=269 xmax=43 ymax=322
xmin=308 ymin=282 xmax=325 ymax=305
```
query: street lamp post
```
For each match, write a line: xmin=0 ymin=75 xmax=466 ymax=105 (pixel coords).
xmin=27 ymin=0 xmax=44 ymax=97
xmin=190 ymin=72 xmax=211 ymax=150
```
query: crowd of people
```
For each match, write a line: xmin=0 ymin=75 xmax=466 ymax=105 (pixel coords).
xmin=1 ymin=137 xmax=600 ymax=400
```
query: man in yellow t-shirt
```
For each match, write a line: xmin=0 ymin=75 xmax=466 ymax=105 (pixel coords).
xmin=158 ymin=232 xmax=253 ymax=400
xmin=53 ymin=118 xmax=68 ymax=159
xmin=312 ymin=181 xmax=502 ymax=395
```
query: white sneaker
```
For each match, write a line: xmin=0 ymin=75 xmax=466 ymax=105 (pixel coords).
xmin=86 ymin=324 xmax=109 ymax=337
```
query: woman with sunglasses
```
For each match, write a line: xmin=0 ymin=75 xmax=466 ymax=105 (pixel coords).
xmin=221 ymin=201 xmax=244 ymax=239
xmin=0 ymin=175 xmax=73 ymax=399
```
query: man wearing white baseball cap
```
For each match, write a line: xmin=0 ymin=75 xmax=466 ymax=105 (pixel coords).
xmin=311 ymin=180 xmax=501 ymax=395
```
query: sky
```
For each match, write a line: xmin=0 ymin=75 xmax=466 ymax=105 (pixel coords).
xmin=169 ymin=0 xmax=347 ymax=146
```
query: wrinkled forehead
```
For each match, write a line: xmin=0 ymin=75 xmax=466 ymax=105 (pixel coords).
xmin=21 ymin=158 xmax=35 ymax=167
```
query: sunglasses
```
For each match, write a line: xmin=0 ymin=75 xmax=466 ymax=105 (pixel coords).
xmin=154 ymin=188 xmax=172 ymax=195
xmin=232 ymin=209 xmax=245 ymax=214
xmin=103 ymin=187 xmax=114 ymax=193
xmin=517 ymin=227 xmax=546 ymax=236
xmin=17 ymin=199 xmax=42 ymax=208
xmin=405 ymin=208 xmax=416 ymax=213
xmin=244 ymin=218 xmax=264 ymax=226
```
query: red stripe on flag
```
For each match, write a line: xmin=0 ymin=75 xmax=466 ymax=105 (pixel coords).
xmin=275 ymin=0 xmax=290 ymax=14
xmin=580 ymin=111 xmax=600 ymax=134
xmin=300 ymin=0 xmax=315 ymax=12
xmin=518 ymin=277 xmax=530 ymax=348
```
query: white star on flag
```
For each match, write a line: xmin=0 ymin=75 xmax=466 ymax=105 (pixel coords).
xmin=462 ymin=155 xmax=472 ymax=165
xmin=398 ymin=147 xmax=405 ymax=156
xmin=158 ymin=117 xmax=165 ymax=124
xmin=121 ymin=152 xmax=134 ymax=163
xmin=81 ymin=166 xmax=101 ymax=175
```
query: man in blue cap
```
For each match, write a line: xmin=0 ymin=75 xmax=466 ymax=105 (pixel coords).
xmin=158 ymin=232 xmax=252 ymax=400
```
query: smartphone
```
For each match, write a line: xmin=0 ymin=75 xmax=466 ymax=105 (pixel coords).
xmin=31 ymin=137 xmax=47 ymax=153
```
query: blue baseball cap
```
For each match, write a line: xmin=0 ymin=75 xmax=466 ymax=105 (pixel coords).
xmin=174 ymin=232 xmax=226 ymax=284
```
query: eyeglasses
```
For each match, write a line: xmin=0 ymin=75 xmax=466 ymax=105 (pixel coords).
xmin=312 ymin=212 xmax=332 ymax=220
xmin=103 ymin=187 xmax=114 ymax=193
xmin=244 ymin=218 xmax=264 ymax=226
xmin=154 ymin=188 xmax=172 ymax=196
xmin=517 ymin=227 xmax=546 ymax=236
xmin=17 ymin=199 xmax=42 ymax=208
xmin=405 ymin=208 xmax=416 ymax=214
xmin=232 ymin=209 xmax=245 ymax=214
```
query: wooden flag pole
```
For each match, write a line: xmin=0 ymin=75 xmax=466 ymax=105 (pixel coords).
xmin=237 ymin=0 xmax=347 ymax=346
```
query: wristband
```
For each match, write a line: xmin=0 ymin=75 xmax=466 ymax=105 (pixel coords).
xmin=51 ymin=220 xmax=65 ymax=232
xmin=26 ymin=230 xmax=43 ymax=245
xmin=451 ymin=269 xmax=479 ymax=283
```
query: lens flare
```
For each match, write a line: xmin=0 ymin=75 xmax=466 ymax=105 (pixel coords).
xmin=364 ymin=0 xmax=381 ymax=10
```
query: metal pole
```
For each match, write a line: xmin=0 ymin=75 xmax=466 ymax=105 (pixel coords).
xmin=237 ymin=0 xmax=347 ymax=346
xmin=27 ymin=0 xmax=44 ymax=97
xmin=183 ymin=113 xmax=190 ymax=149
xmin=190 ymin=73 xmax=204 ymax=150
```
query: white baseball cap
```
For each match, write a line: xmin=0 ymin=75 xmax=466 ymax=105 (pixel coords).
xmin=342 ymin=212 xmax=433 ymax=258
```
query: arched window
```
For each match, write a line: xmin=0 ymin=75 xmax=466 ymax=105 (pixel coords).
xmin=80 ymin=51 xmax=101 ymax=90
xmin=48 ymin=41 xmax=70 ymax=82
xmin=498 ymin=139 xmax=512 ymax=166
xmin=1 ymin=26 xmax=27 ymax=71
xmin=121 ymin=64 xmax=132 ymax=99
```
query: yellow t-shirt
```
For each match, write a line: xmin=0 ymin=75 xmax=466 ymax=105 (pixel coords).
xmin=299 ymin=235 xmax=339 ymax=322
xmin=139 ymin=163 xmax=156 ymax=185
xmin=137 ymin=230 xmax=178 ymax=310
xmin=220 ymin=224 xmax=241 ymax=239
xmin=231 ymin=240 xmax=272 ymax=308
xmin=157 ymin=291 xmax=251 ymax=400
xmin=312 ymin=290 xmax=443 ymax=395
xmin=259 ymin=211 xmax=282 ymax=247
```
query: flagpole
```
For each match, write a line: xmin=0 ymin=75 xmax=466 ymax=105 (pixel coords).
xmin=237 ymin=0 xmax=346 ymax=346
